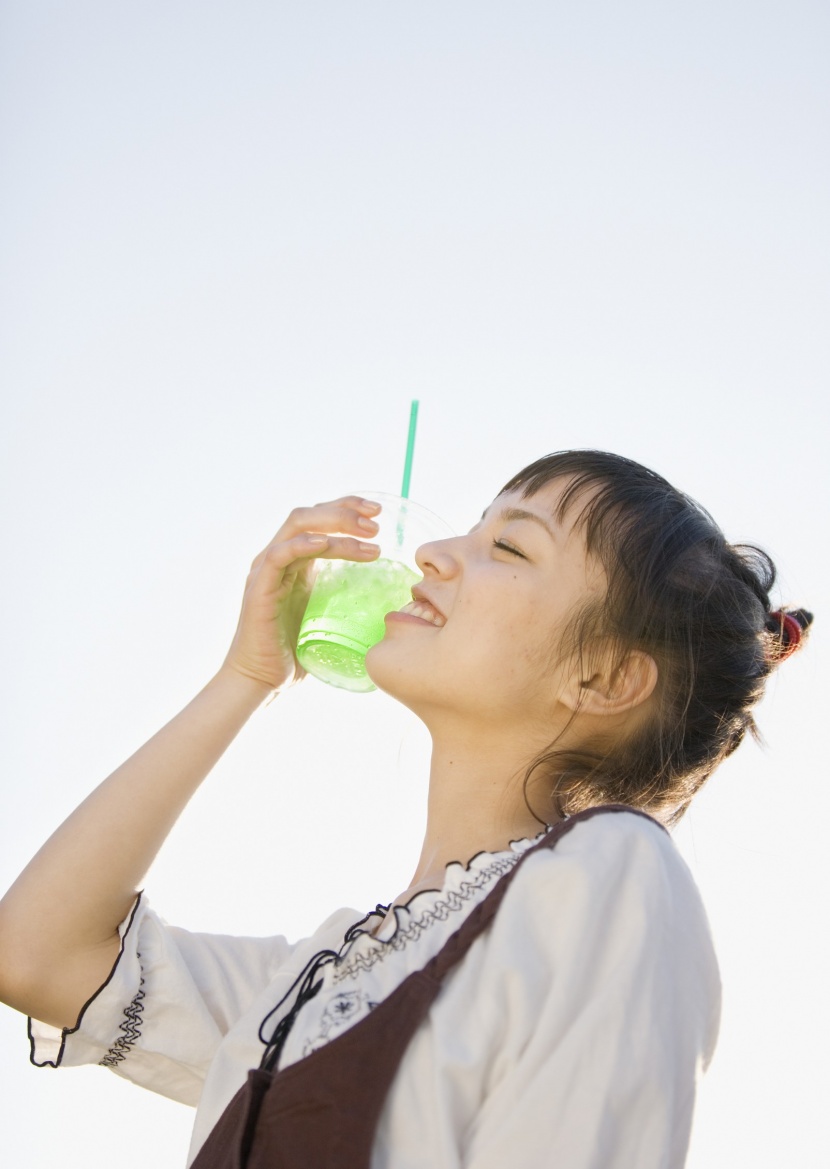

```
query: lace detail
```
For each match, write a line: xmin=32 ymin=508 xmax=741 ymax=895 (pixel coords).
xmin=331 ymin=853 xmax=521 ymax=985
xmin=99 ymin=957 xmax=146 ymax=1068
xmin=301 ymin=990 xmax=379 ymax=1057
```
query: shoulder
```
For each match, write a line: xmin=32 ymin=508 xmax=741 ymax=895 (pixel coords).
xmin=494 ymin=806 xmax=718 ymax=982
xmin=512 ymin=805 xmax=695 ymax=904
xmin=476 ymin=808 xmax=720 ymax=1061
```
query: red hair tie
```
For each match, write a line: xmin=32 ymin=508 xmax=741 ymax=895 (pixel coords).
xmin=768 ymin=609 xmax=805 ymax=661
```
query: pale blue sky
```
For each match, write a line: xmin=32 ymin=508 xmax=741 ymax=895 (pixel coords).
xmin=1 ymin=2 xmax=827 ymax=1166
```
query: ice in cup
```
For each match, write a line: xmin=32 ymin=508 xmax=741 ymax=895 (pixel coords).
xmin=296 ymin=492 xmax=455 ymax=692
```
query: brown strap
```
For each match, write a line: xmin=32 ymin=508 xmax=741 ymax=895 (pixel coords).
xmin=422 ymin=804 xmax=662 ymax=984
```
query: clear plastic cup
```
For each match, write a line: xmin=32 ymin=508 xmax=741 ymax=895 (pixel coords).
xmin=296 ymin=492 xmax=455 ymax=692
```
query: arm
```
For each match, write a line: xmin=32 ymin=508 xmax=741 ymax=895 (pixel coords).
xmin=0 ymin=669 xmax=269 ymax=1030
xmin=0 ymin=496 xmax=381 ymax=1031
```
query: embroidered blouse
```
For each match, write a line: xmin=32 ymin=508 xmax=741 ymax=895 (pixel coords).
xmin=28 ymin=810 xmax=721 ymax=1168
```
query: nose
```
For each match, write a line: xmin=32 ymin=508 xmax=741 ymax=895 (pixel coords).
xmin=415 ymin=534 xmax=463 ymax=576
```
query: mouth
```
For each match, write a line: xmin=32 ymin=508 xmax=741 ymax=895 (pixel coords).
xmin=395 ymin=599 xmax=446 ymax=628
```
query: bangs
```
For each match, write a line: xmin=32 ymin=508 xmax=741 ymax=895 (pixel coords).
xmin=498 ymin=449 xmax=722 ymax=569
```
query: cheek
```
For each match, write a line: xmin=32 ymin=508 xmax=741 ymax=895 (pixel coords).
xmin=465 ymin=594 xmax=550 ymax=670
xmin=521 ymin=601 xmax=575 ymax=676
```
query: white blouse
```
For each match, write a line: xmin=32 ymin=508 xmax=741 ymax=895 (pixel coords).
xmin=29 ymin=810 xmax=721 ymax=1168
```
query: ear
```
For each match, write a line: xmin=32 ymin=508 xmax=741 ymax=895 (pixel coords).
xmin=560 ymin=649 xmax=658 ymax=717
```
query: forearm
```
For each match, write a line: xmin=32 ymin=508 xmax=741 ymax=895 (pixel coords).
xmin=0 ymin=667 xmax=271 ymax=1024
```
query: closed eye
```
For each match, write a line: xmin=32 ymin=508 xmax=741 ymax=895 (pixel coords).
xmin=493 ymin=538 xmax=526 ymax=559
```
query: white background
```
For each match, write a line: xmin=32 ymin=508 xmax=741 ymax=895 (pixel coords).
xmin=1 ymin=2 xmax=827 ymax=1166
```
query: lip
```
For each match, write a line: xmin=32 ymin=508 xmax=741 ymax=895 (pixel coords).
xmin=410 ymin=586 xmax=446 ymax=620
xmin=384 ymin=611 xmax=442 ymax=627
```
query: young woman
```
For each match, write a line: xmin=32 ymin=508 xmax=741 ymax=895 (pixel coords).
xmin=0 ymin=450 xmax=811 ymax=1168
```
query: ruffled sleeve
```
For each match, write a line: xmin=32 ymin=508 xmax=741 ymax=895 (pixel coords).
xmin=28 ymin=892 xmax=298 ymax=1107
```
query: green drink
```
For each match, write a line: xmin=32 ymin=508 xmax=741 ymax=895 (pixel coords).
xmin=297 ymin=558 xmax=420 ymax=692
xmin=296 ymin=492 xmax=455 ymax=693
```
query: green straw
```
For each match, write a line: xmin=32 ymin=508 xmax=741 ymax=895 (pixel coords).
xmin=396 ymin=399 xmax=419 ymax=549
xmin=401 ymin=399 xmax=419 ymax=499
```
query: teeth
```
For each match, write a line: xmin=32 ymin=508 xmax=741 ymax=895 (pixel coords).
xmin=398 ymin=600 xmax=446 ymax=627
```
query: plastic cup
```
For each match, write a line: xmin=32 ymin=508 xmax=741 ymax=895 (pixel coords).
xmin=296 ymin=492 xmax=455 ymax=692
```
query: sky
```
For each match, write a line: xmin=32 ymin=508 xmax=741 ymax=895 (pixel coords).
xmin=0 ymin=1 xmax=828 ymax=1165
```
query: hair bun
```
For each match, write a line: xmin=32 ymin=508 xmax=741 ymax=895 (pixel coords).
xmin=766 ymin=607 xmax=814 ymax=662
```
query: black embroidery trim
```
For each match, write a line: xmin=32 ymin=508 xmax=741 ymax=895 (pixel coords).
xmin=331 ymin=852 xmax=521 ymax=985
xmin=28 ymin=892 xmax=145 ymax=1070
xmin=254 ymin=833 xmax=545 ymax=1066
xmin=98 ymin=957 xmax=146 ymax=1068
xmin=300 ymin=990 xmax=377 ymax=1058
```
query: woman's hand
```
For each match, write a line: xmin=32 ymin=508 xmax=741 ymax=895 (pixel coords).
xmin=220 ymin=495 xmax=382 ymax=693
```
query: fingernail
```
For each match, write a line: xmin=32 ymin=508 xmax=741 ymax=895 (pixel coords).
xmin=358 ymin=516 xmax=378 ymax=532
xmin=307 ymin=534 xmax=328 ymax=545
xmin=358 ymin=542 xmax=378 ymax=553
xmin=361 ymin=499 xmax=382 ymax=512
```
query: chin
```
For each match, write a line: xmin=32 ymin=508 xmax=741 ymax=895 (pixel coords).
xmin=364 ymin=639 xmax=397 ymax=694
xmin=365 ymin=640 xmax=420 ymax=705
xmin=365 ymin=640 xmax=446 ymax=724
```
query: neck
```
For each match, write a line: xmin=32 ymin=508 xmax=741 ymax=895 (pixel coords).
xmin=405 ymin=722 xmax=557 ymax=892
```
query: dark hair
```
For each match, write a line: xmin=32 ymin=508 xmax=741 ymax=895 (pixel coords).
xmin=498 ymin=450 xmax=813 ymax=826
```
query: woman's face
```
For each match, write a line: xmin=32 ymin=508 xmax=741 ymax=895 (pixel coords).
xmin=365 ymin=478 xmax=607 ymax=733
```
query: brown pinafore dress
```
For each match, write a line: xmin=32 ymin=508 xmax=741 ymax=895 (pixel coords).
xmin=190 ymin=805 xmax=656 ymax=1169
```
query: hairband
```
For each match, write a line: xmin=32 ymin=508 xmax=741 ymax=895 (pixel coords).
xmin=766 ymin=608 xmax=813 ymax=661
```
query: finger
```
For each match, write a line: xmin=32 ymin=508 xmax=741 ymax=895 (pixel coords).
xmin=314 ymin=536 xmax=381 ymax=561
xmin=250 ymin=497 xmax=382 ymax=572
xmin=272 ymin=497 xmax=383 ymax=544
xmin=254 ymin=532 xmax=380 ymax=576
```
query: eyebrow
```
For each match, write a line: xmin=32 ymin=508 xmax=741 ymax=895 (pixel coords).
xmin=478 ymin=506 xmax=557 ymax=542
